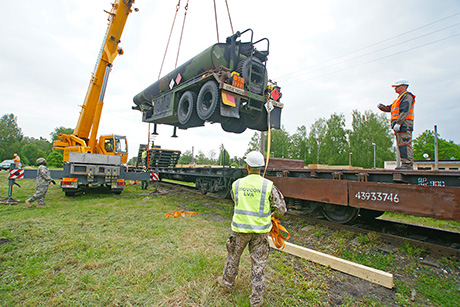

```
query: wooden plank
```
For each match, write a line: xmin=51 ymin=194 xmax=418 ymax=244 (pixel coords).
xmin=269 ymin=238 xmax=394 ymax=289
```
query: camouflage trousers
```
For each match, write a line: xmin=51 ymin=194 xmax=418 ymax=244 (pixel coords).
xmin=396 ymin=130 xmax=413 ymax=168
xmin=221 ymin=231 xmax=270 ymax=306
xmin=28 ymin=183 xmax=49 ymax=205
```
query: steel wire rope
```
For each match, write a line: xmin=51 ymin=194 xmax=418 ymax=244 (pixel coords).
xmin=157 ymin=0 xmax=181 ymax=80
xmin=276 ymin=11 xmax=460 ymax=81
xmin=283 ymin=32 xmax=460 ymax=86
xmin=213 ymin=0 xmax=220 ymax=42
xmin=224 ymin=0 xmax=234 ymax=34
xmin=175 ymin=0 xmax=190 ymax=68
xmin=280 ymin=22 xmax=460 ymax=84
xmin=150 ymin=0 xmax=181 ymax=167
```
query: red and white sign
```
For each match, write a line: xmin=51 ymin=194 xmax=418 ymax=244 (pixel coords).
xmin=8 ymin=169 xmax=24 ymax=179
xmin=150 ymin=172 xmax=159 ymax=181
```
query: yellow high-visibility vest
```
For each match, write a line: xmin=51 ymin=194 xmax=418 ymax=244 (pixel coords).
xmin=231 ymin=174 xmax=273 ymax=233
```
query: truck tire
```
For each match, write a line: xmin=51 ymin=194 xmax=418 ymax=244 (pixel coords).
xmin=177 ymin=91 xmax=204 ymax=128
xmin=242 ymin=108 xmax=268 ymax=131
xmin=237 ymin=57 xmax=268 ymax=95
xmin=197 ymin=81 xmax=221 ymax=122
xmin=221 ymin=118 xmax=247 ymax=133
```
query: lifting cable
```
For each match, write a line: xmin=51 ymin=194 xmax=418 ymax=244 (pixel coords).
xmin=148 ymin=0 xmax=183 ymax=165
xmin=213 ymin=0 xmax=220 ymax=42
xmin=175 ymin=0 xmax=189 ymax=68
xmin=224 ymin=0 xmax=234 ymax=34
xmin=157 ymin=0 xmax=181 ymax=80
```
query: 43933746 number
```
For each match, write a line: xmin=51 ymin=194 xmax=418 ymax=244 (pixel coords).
xmin=354 ymin=191 xmax=399 ymax=203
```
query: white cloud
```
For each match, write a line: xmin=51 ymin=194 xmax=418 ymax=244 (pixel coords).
xmin=2 ymin=0 xmax=460 ymax=159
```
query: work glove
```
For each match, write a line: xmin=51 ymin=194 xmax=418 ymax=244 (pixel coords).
xmin=51 ymin=180 xmax=56 ymax=185
xmin=393 ymin=124 xmax=401 ymax=132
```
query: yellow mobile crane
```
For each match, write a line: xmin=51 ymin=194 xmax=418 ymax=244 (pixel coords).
xmin=53 ymin=0 xmax=145 ymax=195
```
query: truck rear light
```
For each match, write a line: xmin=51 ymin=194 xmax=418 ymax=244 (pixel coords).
xmin=116 ymin=179 xmax=125 ymax=186
xmin=61 ymin=178 xmax=78 ymax=188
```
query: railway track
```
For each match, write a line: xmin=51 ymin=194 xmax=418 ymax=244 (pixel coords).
xmin=158 ymin=181 xmax=460 ymax=258
xmin=287 ymin=211 xmax=460 ymax=258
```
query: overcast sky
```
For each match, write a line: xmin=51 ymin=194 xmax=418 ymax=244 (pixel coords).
xmin=2 ymin=0 xmax=459 ymax=160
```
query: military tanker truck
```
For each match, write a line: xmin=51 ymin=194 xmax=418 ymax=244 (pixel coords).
xmin=132 ymin=29 xmax=283 ymax=133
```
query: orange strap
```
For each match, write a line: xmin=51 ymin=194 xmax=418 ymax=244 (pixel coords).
xmin=269 ymin=216 xmax=290 ymax=249
xmin=164 ymin=210 xmax=197 ymax=217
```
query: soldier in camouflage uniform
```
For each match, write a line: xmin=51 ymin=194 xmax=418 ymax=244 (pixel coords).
xmin=25 ymin=158 xmax=55 ymax=208
xmin=218 ymin=151 xmax=286 ymax=307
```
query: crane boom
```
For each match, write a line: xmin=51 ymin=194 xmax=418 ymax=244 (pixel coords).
xmin=53 ymin=0 xmax=135 ymax=162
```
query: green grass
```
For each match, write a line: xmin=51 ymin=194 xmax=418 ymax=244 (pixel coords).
xmin=1 ymin=171 xmax=459 ymax=306
xmin=382 ymin=212 xmax=460 ymax=232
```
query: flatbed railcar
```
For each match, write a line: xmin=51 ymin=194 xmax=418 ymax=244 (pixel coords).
xmin=142 ymin=148 xmax=460 ymax=224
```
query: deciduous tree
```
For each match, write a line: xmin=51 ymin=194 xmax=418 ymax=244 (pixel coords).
xmin=0 ymin=113 xmax=23 ymax=161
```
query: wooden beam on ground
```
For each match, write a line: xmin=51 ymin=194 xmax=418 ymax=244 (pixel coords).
xmin=269 ymin=238 xmax=394 ymax=289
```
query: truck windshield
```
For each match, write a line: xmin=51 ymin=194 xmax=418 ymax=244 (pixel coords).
xmin=114 ymin=136 xmax=127 ymax=153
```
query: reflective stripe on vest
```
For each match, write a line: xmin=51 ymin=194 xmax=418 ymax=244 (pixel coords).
xmin=391 ymin=91 xmax=415 ymax=123
xmin=231 ymin=175 xmax=273 ymax=233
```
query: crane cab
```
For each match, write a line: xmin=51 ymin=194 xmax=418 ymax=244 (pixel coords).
xmin=98 ymin=135 xmax=128 ymax=163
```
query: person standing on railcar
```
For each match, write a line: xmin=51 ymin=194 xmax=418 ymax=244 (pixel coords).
xmin=378 ymin=79 xmax=416 ymax=169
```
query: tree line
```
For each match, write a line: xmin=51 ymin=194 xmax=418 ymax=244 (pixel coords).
xmin=0 ymin=114 xmax=72 ymax=167
xmin=2 ymin=112 xmax=460 ymax=169
xmin=244 ymin=109 xmax=460 ymax=168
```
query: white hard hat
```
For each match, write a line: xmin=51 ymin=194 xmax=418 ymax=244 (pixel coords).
xmin=392 ymin=79 xmax=409 ymax=87
xmin=244 ymin=151 xmax=265 ymax=167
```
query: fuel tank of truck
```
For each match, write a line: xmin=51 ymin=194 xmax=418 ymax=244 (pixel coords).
xmin=132 ymin=29 xmax=283 ymax=134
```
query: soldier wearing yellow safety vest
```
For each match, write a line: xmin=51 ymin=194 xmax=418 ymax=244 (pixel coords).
xmin=378 ymin=79 xmax=416 ymax=169
xmin=217 ymin=151 xmax=286 ymax=307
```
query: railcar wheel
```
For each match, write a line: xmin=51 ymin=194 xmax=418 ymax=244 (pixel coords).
xmin=359 ymin=209 xmax=384 ymax=220
xmin=197 ymin=81 xmax=221 ymax=122
xmin=216 ymin=187 xmax=231 ymax=199
xmin=322 ymin=204 xmax=359 ymax=224
xmin=177 ymin=91 xmax=204 ymax=127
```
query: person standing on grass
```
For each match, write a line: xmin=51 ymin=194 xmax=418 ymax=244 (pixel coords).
xmin=217 ymin=151 xmax=286 ymax=307
xmin=25 ymin=158 xmax=55 ymax=208
xmin=141 ymin=166 xmax=149 ymax=190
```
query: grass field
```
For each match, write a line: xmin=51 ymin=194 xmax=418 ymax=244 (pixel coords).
xmin=1 ymin=171 xmax=459 ymax=306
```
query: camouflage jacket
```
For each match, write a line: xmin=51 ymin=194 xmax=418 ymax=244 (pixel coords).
xmin=36 ymin=165 xmax=52 ymax=186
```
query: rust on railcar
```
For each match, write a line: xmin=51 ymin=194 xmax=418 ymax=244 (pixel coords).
xmin=266 ymin=157 xmax=304 ymax=170
xmin=348 ymin=181 xmax=460 ymax=222
xmin=267 ymin=177 xmax=348 ymax=205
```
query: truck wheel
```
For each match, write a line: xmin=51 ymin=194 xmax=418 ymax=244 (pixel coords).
xmin=197 ymin=81 xmax=221 ymax=121
xmin=237 ymin=57 xmax=267 ymax=95
xmin=65 ymin=191 xmax=76 ymax=197
xmin=221 ymin=118 xmax=247 ymax=133
xmin=242 ymin=108 xmax=268 ymax=131
xmin=177 ymin=91 xmax=204 ymax=127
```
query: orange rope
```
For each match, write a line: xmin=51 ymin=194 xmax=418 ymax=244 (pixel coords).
xmin=269 ymin=216 xmax=290 ymax=249
xmin=164 ymin=210 xmax=197 ymax=217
